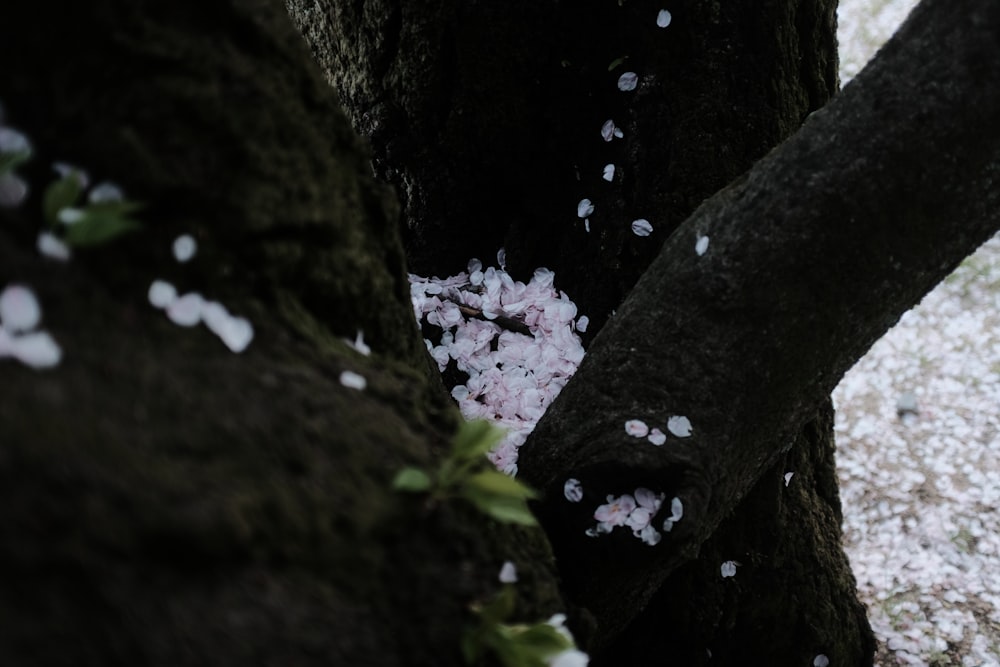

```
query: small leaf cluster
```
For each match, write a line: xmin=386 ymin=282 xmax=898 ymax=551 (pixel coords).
xmin=462 ymin=587 xmax=575 ymax=667
xmin=0 ymin=145 xmax=30 ymax=176
xmin=43 ymin=170 xmax=141 ymax=246
xmin=392 ymin=420 xmax=538 ymax=526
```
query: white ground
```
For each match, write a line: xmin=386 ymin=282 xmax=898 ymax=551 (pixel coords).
xmin=835 ymin=2 xmax=1000 ymax=665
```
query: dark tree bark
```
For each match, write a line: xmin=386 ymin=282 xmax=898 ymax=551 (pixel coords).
xmin=286 ymin=0 xmax=870 ymax=663
xmin=1 ymin=1 xmax=998 ymax=666
xmin=0 ymin=3 xmax=564 ymax=666
xmin=521 ymin=0 xmax=1000 ymax=662
xmin=286 ymin=0 xmax=838 ymax=334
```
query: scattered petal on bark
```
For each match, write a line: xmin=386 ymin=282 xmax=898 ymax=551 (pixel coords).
xmin=339 ymin=370 xmax=367 ymax=391
xmin=617 ymin=71 xmax=638 ymax=91
xmin=631 ymin=219 xmax=653 ymax=236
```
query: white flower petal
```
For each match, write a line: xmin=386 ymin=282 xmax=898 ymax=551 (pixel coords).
xmin=625 ymin=419 xmax=649 ymax=437
xmin=656 ymin=9 xmax=672 ymax=28
xmin=166 ymin=292 xmax=204 ymax=327
xmin=575 ymin=315 xmax=589 ymax=333
xmin=52 ymin=162 xmax=89 ymax=189
xmin=0 ymin=284 xmax=41 ymax=333
xmin=548 ymin=648 xmax=590 ymax=667
xmin=498 ymin=560 xmax=518 ymax=584
xmin=497 ymin=247 xmax=507 ymax=270
xmin=638 ymin=523 xmax=661 ymax=546
xmin=214 ymin=313 xmax=254 ymax=353
xmin=148 ymin=280 xmax=177 ymax=309
xmin=601 ymin=119 xmax=618 ymax=142
xmin=667 ymin=415 xmax=692 ymax=437
xmin=617 ymin=71 xmax=638 ymax=91
xmin=602 ymin=164 xmax=615 ymax=182
xmin=346 ymin=330 xmax=371 ymax=356
xmin=564 ymin=478 xmax=584 ymax=503
xmin=721 ymin=561 xmax=738 ymax=578
xmin=172 ymin=234 xmax=197 ymax=263
xmin=10 ymin=330 xmax=62 ymax=369
xmin=200 ymin=300 xmax=230 ymax=333
xmin=784 ymin=472 xmax=794 ymax=487
xmin=696 ymin=235 xmax=710 ymax=256
xmin=57 ymin=208 xmax=85 ymax=225
xmin=88 ymin=182 xmax=123 ymax=203
xmin=0 ymin=173 xmax=28 ymax=208
xmin=631 ymin=219 xmax=653 ymax=237
xmin=813 ymin=656 xmax=829 ymax=667
xmin=339 ymin=370 xmax=367 ymax=390
xmin=669 ymin=497 xmax=683 ymax=522
xmin=0 ymin=126 xmax=31 ymax=155
xmin=577 ymin=199 xmax=595 ymax=218
xmin=647 ymin=428 xmax=666 ymax=446
xmin=37 ymin=232 xmax=71 ymax=261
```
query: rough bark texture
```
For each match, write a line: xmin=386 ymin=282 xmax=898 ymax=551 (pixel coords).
xmin=0 ymin=2 xmax=564 ymax=666
xmin=520 ymin=0 xmax=1000 ymax=659
xmin=285 ymin=0 xmax=839 ymax=336
xmin=286 ymin=0 xmax=878 ymax=663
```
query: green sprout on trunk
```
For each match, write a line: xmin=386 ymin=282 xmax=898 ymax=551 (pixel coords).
xmin=392 ymin=419 xmax=538 ymax=526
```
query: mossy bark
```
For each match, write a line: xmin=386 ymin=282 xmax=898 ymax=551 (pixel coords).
xmin=285 ymin=0 xmax=839 ymax=337
xmin=0 ymin=2 xmax=564 ymax=665
xmin=286 ymin=0 xmax=877 ymax=663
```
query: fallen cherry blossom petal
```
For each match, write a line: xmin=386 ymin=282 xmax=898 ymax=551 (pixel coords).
xmin=625 ymin=419 xmax=649 ymax=437
xmin=148 ymin=280 xmax=177 ymax=309
xmin=564 ymin=478 xmax=584 ymax=503
xmin=498 ymin=560 xmax=518 ymax=584
xmin=657 ymin=9 xmax=672 ymax=28
xmin=10 ymin=330 xmax=62 ymax=369
xmin=647 ymin=428 xmax=666 ymax=446
xmin=0 ymin=284 xmax=41 ymax=333
xmin=631 ymin=219 xmax=653 ymax=237
xmin=617 ymin=71 xmax=638 ymax=91
xmin=37 ymin=232 xmax=71 ymax=261
xmin=339 ymin=370 xmax=366 ymax=390
xmin=602 ymin=164 xmax=615 ymax=182
xmin=667 ymin=415 xmax=692 ymax=437
xmin=88 ymin=182 xmax=123 ymax=203
xmin=577 ymin=199 xmax=594 ymax=218
xmin=166 ymin=292 xmax=204 ymax=327
xmin=696 ymin=235 xmax=710 ymax=256
xmin=173 ymin=234 xmax=197 ymax=263
xmin=721 ymin=561 xmax=738 ymax=578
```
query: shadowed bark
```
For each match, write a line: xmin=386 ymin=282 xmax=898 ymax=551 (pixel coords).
xmin=1 ymin=0 xmax=998 ymax=665
xmin=520 ymin=0 xmax=1000 ymax=659
xmin=0 ymin=2 xmax=564 ymax=666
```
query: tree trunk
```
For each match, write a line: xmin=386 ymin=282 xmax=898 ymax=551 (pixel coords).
xmin=2 ymin=0 xmax=998 ymax=666
xmin=520 ymin=0 xmax=1000 ymax=661
xmin=286 ymin=0 xmax=877 ymax=662
xmin=0 ymin=3 xmax=564 ymax=666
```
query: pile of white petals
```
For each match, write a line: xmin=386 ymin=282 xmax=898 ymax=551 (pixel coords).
xmin=410 ymin=258 xmax=586 ymax=475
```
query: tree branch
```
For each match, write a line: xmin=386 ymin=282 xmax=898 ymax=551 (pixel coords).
xmin=520 ymin=0 xmax=1000 ymax=641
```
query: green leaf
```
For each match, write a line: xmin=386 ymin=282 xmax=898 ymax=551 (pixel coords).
xmin=465 ymin=469 xmax=537 ymax=501
xmin=62 ymin=211 xmax=141 ymax=246
xmin=607 ymin=55 xmax=629 ymax=71
xmin=0 ymin=150 xmax=30 ymax=174
xmin=85 ymin=200 xmax=144 ymax=220
xmin=451 ymin=419 xmax=505 ymax=462
xmin=391 ymin=467 xmax=433 ymax=493
xmin=43 ymin=173 xmax=84 ymax=226
xmin=475 ymin=585 xmax=516 ymax=626
xmin=509 ymin=623 xmax=573 ymax=658
xmin=461 ymin=486 xmax=538 ymax=526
